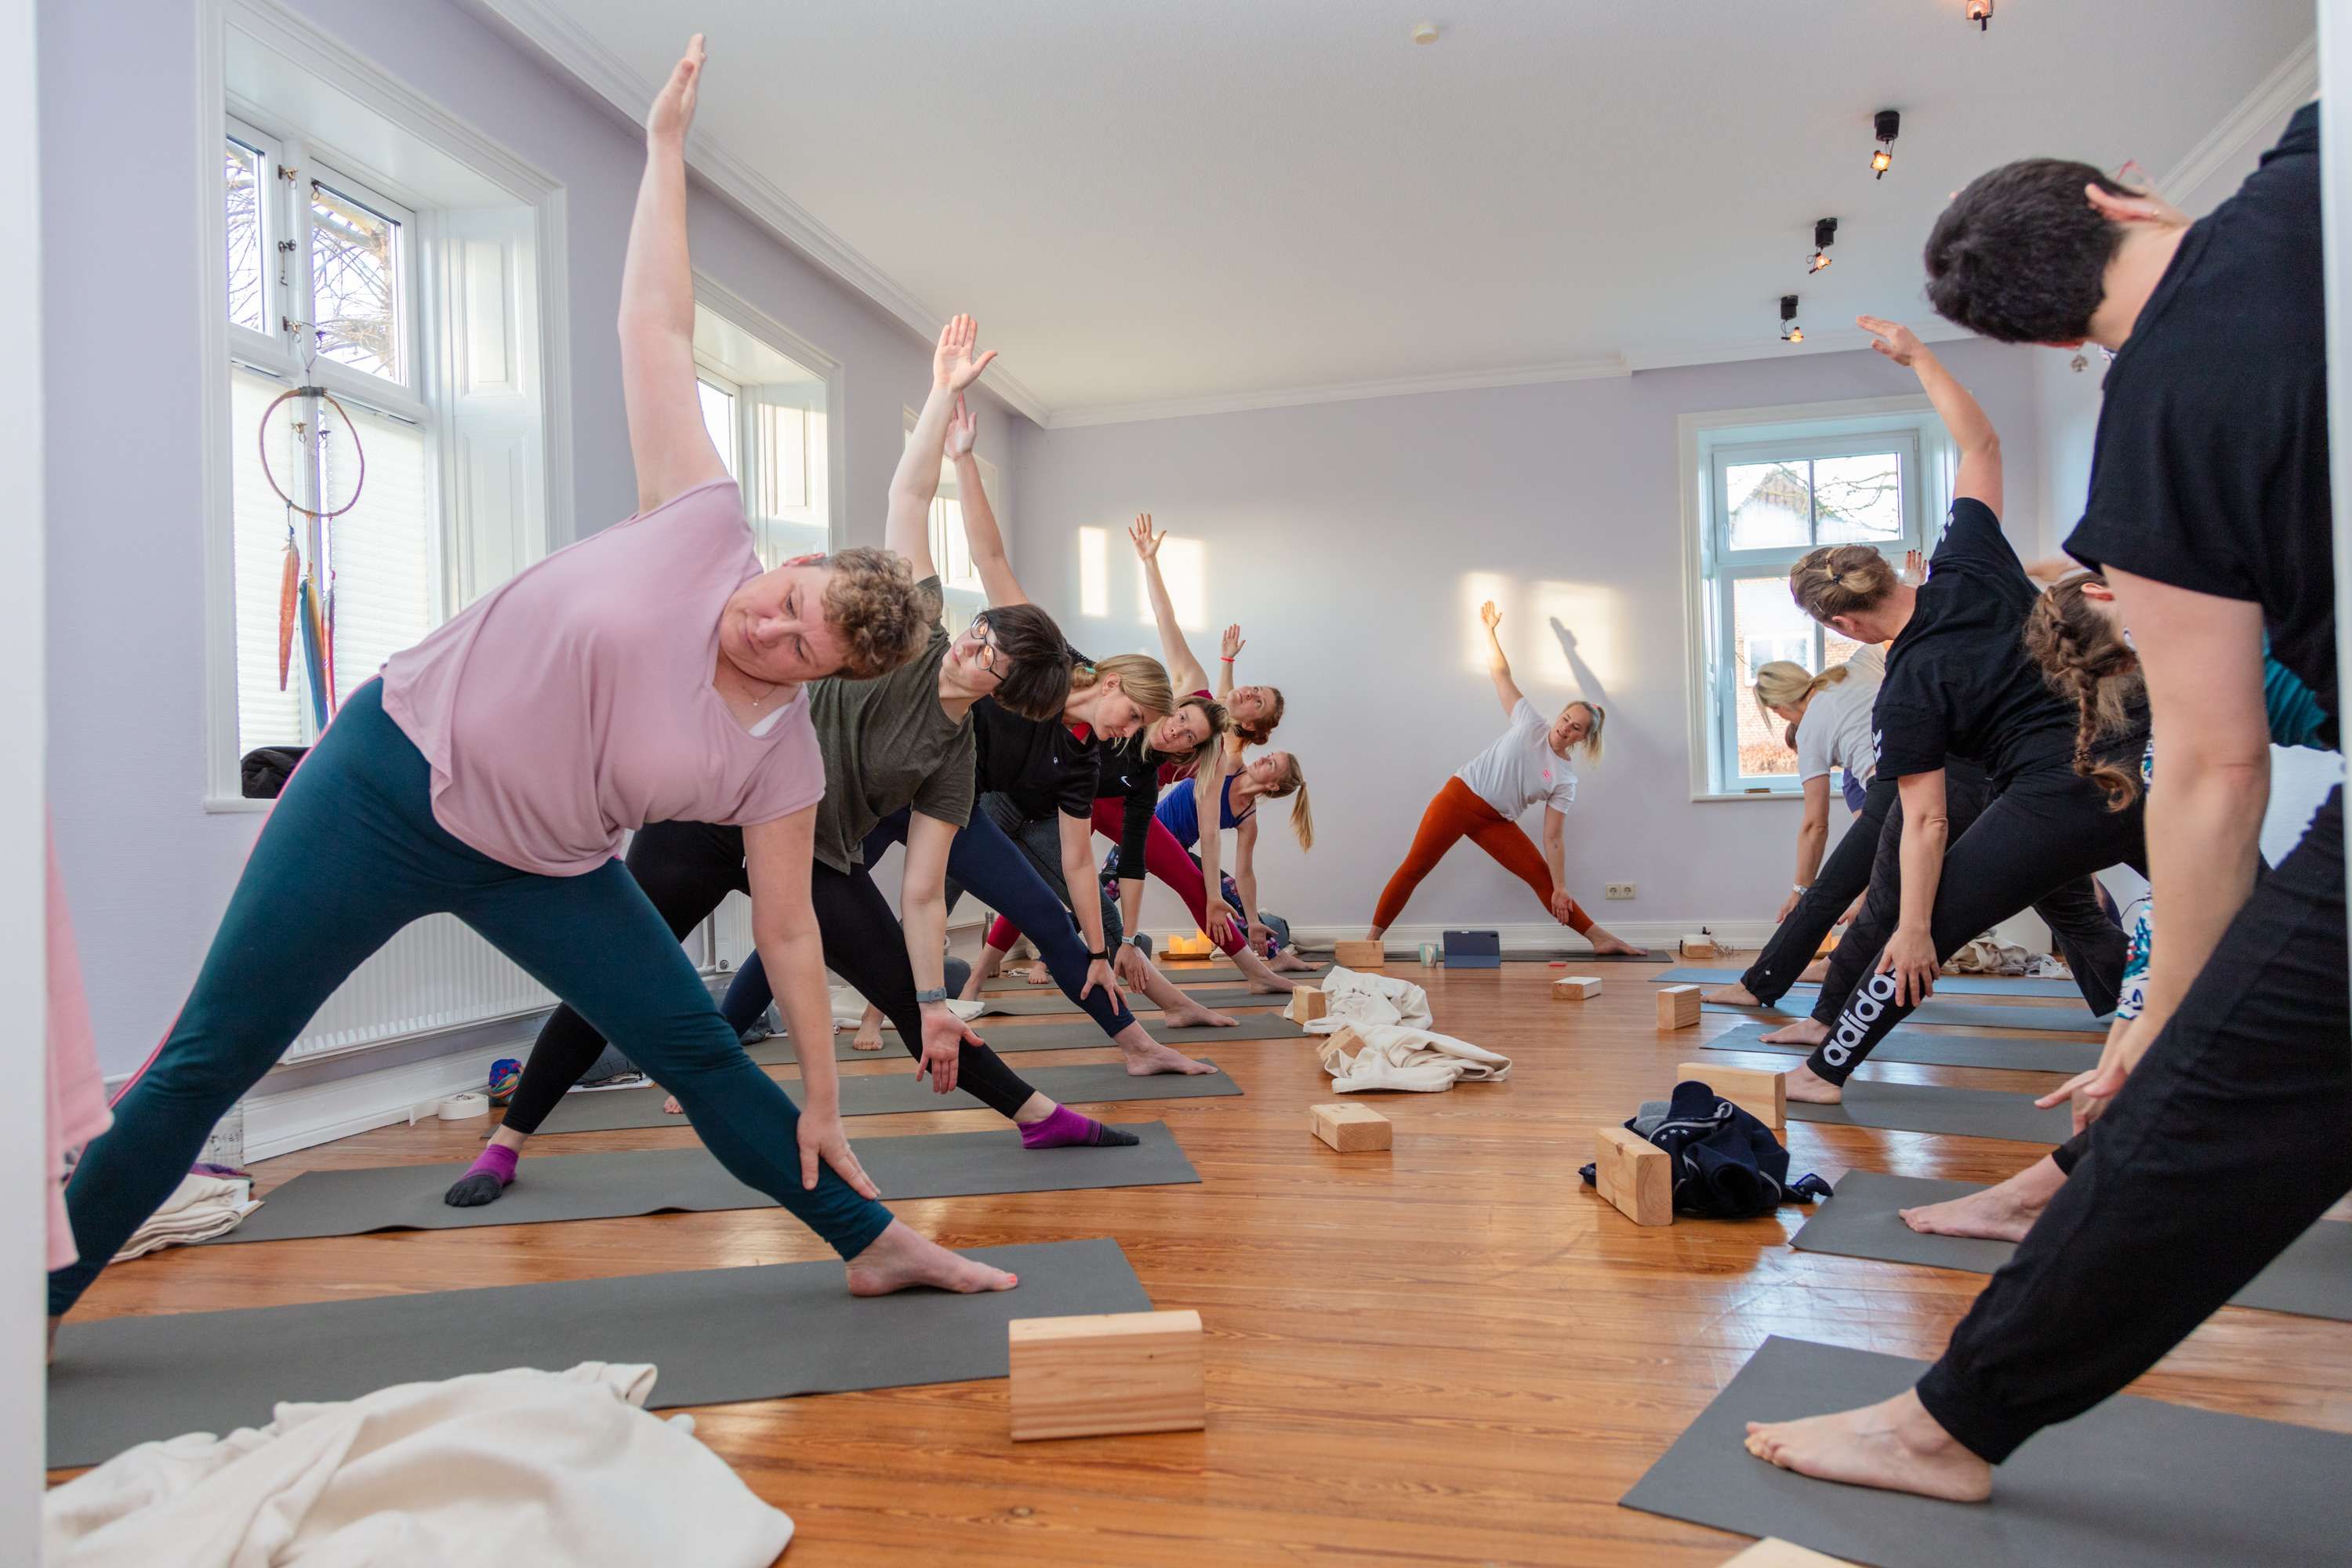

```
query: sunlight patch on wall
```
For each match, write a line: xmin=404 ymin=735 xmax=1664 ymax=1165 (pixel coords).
xmin=1141 ymin=534 xmax=1208 ymax=630
xmin=1079 ymin=526 xmax=1108 ymax=618
xmin=1527 ymin=580 xmax=1623 ymax=698
xmin=1458 ymin=571 xmax=1512 ymax=674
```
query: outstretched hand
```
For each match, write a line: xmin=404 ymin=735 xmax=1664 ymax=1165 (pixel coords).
xmin=1221 ymin=624 xmax=1245 ymax=661
xmin=933 ymin=313 xmax=998 ymax=393
xmin=1129 ymin=514 xmax=1163 ymax=561
xmin=943 ymin=394 xmax=978 ymax=461
xmin=1904 ymin=547 xmax=1927 ymax=586
xmin=1857 ymin=315 xmax=1923 ymax=367
xmin=1479 ymin=600 xmax=1502 ymax=633
xmin=646 ymin=34 xmax=706 ymax=144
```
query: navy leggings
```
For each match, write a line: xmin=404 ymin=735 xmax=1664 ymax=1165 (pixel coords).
xmin=50 ymin=683 xmax=891 ymax=1316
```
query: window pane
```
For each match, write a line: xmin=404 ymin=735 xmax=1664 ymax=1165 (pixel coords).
xmin=309 ymin=181 xmax=401 ymax=381
xmin=699 ymin=380 xmax=737 ymax=477
xmin=225 ymin=140 xmax=267 ymax=334
xmin=1813 ymin=452 xmax=1904 ymax=543
xmin=232 ymin=368 xmax=309 ymax=753
xmin=1730 ymin=575 xmax=1817 ymax=778
xmin=1725 ymin=460 xmax=1811 ymax=550
xmin=321 ymin=401 xmax=433 ymax=709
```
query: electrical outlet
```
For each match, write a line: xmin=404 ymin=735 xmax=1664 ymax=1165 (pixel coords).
xmin=1605 ymin=882 xmax=1636 ymax=901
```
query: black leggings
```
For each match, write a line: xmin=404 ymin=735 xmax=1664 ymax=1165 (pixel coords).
xmin=500 ymin=819 xmax=1044 ymax=1135
xmin=949 ymin=792 xmax=1123 ymax=951
xmin=1808 ymin=762 xmax=2146 ymax=1084
xmin=1914 ymin=789 xmax=2352 ymax=1463
xmin=1740 ymin=778 xmax=1897 ymax=1004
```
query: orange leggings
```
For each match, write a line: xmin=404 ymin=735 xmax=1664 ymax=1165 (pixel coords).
xmin=1372 ymin=777 xmax=1593 ymax=933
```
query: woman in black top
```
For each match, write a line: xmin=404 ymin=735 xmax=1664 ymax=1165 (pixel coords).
xmin=1769 ymin=319 xmax=2146 ymax=1104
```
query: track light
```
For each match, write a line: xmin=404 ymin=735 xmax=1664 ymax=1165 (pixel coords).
xmin=1780 ymin=295 xmax=1803 ymax=344
xmin=1871 ymin=109 xmax=1900 ymax=179
xmin=1965 ymin=0 xmax=1993 ymax=30
xmin=1808 ymin=217 xmax=1838 ymax=273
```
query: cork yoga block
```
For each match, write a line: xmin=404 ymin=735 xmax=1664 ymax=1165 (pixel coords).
xmin=1719 ymin=1540 xmax=1864 ymax=1567
xmin=1331 ymin=940 xmax=1385 ymax=968
xmin=1007 ymin=1309 xmax=1206 ymax=1442
xmin=1655 ymin=984 xmax=1701 ymax=1029
xmin=1592 ymin=1125 xmax=1672 ymax=1226
xmin=1552 ymin=975 xmax=1602 ymax=1000
xmin=1680 ymin=933 xmax=1720 ymax=959
xmin=1283 ymin=985 xmax=1329 ymax=1023
xmin=1678 ymin=1062 xmax=1786 ymax=1130
xmin=1310 ymin=1102 xmax=1392 ymax=1152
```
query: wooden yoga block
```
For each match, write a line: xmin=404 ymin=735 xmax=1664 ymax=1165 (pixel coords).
xmin=1331 ymin=939 xmax=1385 ymax=968
xmin=1592 ymin=1125 xmax=1672 ymax=1226
xmin=1283 ymin=985 xmax=1329 ymax=1023
xmin=1007 ymin=1309 xmax=1205 ymax=1442
xmin=1679 ymin=1061 xmax=1785 ymax=1130
xmin=1655 ymin=984 xmax=1701 ymax=1029
xmin=1719 ymin=1540 xmax=1863 ymax=1567
xmin=1552 ymin=975 xmax=1602 ymax=1001
xmin=1679 ymin=932 xmax=1720 ymax=959
xmin=1310 ymin=1101 xmax=1392 ymax=1152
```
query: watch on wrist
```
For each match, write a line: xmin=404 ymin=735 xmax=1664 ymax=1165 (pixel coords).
xmin=1088 ymin=949 xmax=1109 ymax=962
xmin=915 ymin=987 xmax=949 ymax=1004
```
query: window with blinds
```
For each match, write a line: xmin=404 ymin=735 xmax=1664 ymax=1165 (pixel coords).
xmin=691 ymin=302 xmax=832 ymax=571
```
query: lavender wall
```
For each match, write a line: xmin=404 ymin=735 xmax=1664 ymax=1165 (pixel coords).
xmin=42 ymin=0 xmax=1029 ymax=1074
xmin=1011 ymin=339 xmax=2045 ymax=940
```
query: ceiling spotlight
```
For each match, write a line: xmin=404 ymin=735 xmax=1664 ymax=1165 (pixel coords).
xmin=1871 ymin=108 xmax=1900 ymax=179
xmin=1808 ymin=216 xmax=1838 ymax=273
xmin=1411 ymin=22 xmax=1439 ymax=44
xmin=1965 ymin=0 xmax=1993 ymax=30
xmin=1780 ymin=294 xmax=1804 ymax=344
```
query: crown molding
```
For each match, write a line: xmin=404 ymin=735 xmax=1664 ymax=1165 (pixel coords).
xmin=466 ymin=0 xmax=1051 ymax=425
xmin=1043 ymin=355 xmax=1631 ymax=430
xmin=2158 ymin=33 xmax=2317 ymax=206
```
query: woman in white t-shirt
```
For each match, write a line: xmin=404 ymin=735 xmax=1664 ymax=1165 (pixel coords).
xmin=1365 ymin=603 xmax=1644 ymax=954
xmin=1701 ymin=649 xmax=1886 ymax=1008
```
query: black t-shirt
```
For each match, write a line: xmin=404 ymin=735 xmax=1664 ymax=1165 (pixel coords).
xmin=969 ymin=644 xmax=1099 ymax=822
xmin=1873 ymin=498 xmax=2085 ymax=786
xmin=2065 ymin=104 xmax=2333 ymax=717
xmin=1094 ymin=735 xmax=1163 ymax=883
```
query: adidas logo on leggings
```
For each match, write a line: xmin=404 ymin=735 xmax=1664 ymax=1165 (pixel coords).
xmin=1823 ymin=970 xmax=1900 ymax=1069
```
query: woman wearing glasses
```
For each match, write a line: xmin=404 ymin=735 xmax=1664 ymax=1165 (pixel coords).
xmin=447 ymin=330 xmax=1153 ymax=1209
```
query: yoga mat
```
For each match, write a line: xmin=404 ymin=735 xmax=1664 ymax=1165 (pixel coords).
xmin=1701 ymin=1019 xmax=2100 ymax=1075
xmin=1787 ymin=1080 xmax=2073 ymax=1143
xmin=212 ymin=1125 xmax=1200 ymax=1246
xmin=987 ymin=960 xmax=1333 ymax=991
xmin=1657 ymin=966 xmax=2085 ymax=1000
xmin=1705 ymin=997 xmax=2107 ymax=1033
xmin=531 ymin=1060 xmax=1242 ymax=1134
xmin=981 ymin=984 xmax=1265 ymax=1017
xmin=744 ymin=1011 xmax=1307 ymax=1065
xmin=49 ymin=1238 xmax=1148 ymax=1471
xmin=1383 ymin=946 xmax=1669 ymax=965
xmin=1792 ymin=1171 xmax=2352 ymax=1323
xmin=1618 ymin=1335 xmax=2352 ymax=1568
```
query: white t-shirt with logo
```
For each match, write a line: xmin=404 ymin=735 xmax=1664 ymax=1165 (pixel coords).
xmin=1456 ymin=698 xmax=1578 ymax=818
xmin=1795 ymin=645 xmax=1883 ymax=790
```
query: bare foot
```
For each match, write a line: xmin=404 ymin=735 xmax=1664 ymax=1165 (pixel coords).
xmin=1702 ymin=983 xmax=1762 ymax=1007
xmin=1798 ymin=957 xmax=1831 ymax=982
xmin=1586 ymin=927 xmax=1649 ymax=956
xmin=662 ymin=1094 xmax=683 ymax=1114
xmin=851 ymin=1023 xmax=884 ymax=1052
xmin=1247 ymin=978 xmax=1298 ymax=995
xmin=1761 ymin=1017 xmax=1830 ymax=1047
xmin=1160 ymin=1000 xmax=1237 ymax=1028
xmin=1901 ymin=1157 xmax=2067 ymax=1242
xmin=844 ymin=1219 xmax=1019 ymax=1297
xmin=1121 ymin=1039 xmax=1218 ymax=1076
xmin=1781 ymin=1060 xmax=1842 ymax=1105
xmin=1270 ymin=951 xmax=1316 ymax=972
xmin=1744 ymin=1388 xmax=1992 ymax=1502
xmin=1025 ymin=964 xmax=1053 ymax=986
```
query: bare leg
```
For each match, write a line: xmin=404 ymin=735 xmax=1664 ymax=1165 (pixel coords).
xmin=844 ymin=1218 xmax=1020 ymax=1296
xmin=1011 ymin=1091 xmax=1054 ymax=1125
xmin=1900 ymin=1156 xmax=2067 ymax=1242
xmin=964 ymin=943 xmax=1009 ymax=1000
xmin=1133 ymin=959 xmax=1238 ymax=1028
xmin=1112 ymin=1018 xmax=1216 ymax=1076
xmin=1780 ymin=1058 xmax=1842 ymax=1105
xmin=1582 ymin=923 xmax=1648 ymax=957
xmin=1269 ymin=946 xmax=1317 ymax=972
xmin=1798 ymin=956 xmax=1831 ymax=982
xmin=1762 ymin=1016 xmax=1830 ymax=1047
xmin=1229 ymin=942 xmax=1298 ymax=994
xmin=1365 ymin=924 xmax=1388 ymax=942
xmin=851 ymin=1003 xmax=885 ymax=1052
xmin=1743 ymin=1387 xmax=1992 ymax=1502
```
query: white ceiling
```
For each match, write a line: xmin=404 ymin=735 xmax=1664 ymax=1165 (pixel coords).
xmin=483 ymin=0 xmax=2314 ymax=426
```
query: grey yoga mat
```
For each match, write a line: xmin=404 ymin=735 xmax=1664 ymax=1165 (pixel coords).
xmin=1618 ymin=1335 xmax=2352 ymax=1568
xmin=1792 ymin=1171 xmax=2352 ymax=1323
xmin=49 ymin=1237 xmax=1149 ymax=1472
xmin=212 ymin=1125 xmax=1200 ymax=1246
xmin=986 ymin=961 xmax=1333 ymax=991
xmin=1657 ymin=965 xmax=2085 ymax=999
xmin=980 ymin=983 xmax=1265 ymax=1016
xmin=745 ymin=1011 xmax=1306 ymax=1065
xmin=530 ymin=1059 xmax=1242 ymax=1134
xmin=1787 ymin=1080 xmax=2074 ymax=1143
xmin=1705 ymin=997 xmax=2107 ymax=1033
xmin=1701 ymin=1018 xmax=2101 ymax=1075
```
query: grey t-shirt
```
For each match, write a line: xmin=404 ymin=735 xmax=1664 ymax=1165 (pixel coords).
xmin=804 ymin=577 xmax=975 ymax=872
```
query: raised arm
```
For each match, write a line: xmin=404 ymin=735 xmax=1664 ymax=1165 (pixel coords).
xmin=1859 ymin=316 xmax=2002 ymax=514
xmin=619 ymin=37 xmax=730 ymax=515
xmin=1129 ymin=517 xmax=1210 ymax=692
xmin=1217 ymin=624 xmax=1243 ymax=703
xmin=1480 ymin=601 xmax=1525 ymax=717
xmin=951 ymin=394 xmax=1027 ymax=609
xmin=887 ymin=318 xmax=996 ymax=577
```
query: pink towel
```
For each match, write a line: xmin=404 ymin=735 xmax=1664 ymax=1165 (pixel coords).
xmin=48 ymin=826 xmax=111 ymax=1272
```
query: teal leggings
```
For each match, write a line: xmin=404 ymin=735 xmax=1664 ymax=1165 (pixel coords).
xmin=49 ymin=681 xmax=893 ymax=1315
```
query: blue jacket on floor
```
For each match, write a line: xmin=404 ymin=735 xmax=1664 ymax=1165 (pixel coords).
xmin=1580 ymin=1080 xmax=1834 ymax=1220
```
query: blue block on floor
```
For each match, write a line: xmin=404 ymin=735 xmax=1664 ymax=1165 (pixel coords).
xmin=1443 ymin=929 xmax=1501 ymax=969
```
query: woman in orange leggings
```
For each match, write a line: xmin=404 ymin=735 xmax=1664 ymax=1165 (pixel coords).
xmin=1367 ymin=603 xmax=1645 ymax=955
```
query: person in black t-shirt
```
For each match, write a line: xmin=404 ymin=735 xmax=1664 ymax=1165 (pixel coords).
xmin=1746 ymin=107 xmax=2348 ymax=1508
xmin=1762 ymin=319 xmax=2146 ymax=1105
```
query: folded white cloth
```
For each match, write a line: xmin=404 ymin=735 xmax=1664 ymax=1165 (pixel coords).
xmin=1305 ymin=967 xmax=1510 ymax=1091
xmin=45 ymin=1362 xmax=793 ymax=1568
xmin=1308 ymin=966 xmax=1436 ymax=1031
xmin=113 ymin=1173 xmax=259 ymax=1263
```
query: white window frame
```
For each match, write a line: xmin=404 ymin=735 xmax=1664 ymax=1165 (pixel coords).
xmin=197 ymin=0 xmax=572 ymax=810
xmin=903 ymin=405 xmax=1001 ymax=636
xmin=692 ymin=272 xmax=845 ymax=559
xmin=1676 ymin=394 xmax=1954 ymax=801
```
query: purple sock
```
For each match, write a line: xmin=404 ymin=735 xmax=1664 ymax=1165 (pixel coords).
xmin=467 ymin=1144 xmax=519 ymax=1185
xmin=1020 ymin=1105 xmax=1140 ymax=1149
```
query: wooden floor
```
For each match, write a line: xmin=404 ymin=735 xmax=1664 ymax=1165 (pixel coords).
xmin=59 ymin=959 xmax=2352 ymax=1566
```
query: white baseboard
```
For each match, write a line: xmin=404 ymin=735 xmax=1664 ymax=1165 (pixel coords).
xmin=238 ymin=1038 xmax=525 ymax=1162
xmin=1290 ymin=920 xmax=1773 ymax=953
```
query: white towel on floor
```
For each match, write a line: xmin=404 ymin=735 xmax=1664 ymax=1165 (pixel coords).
xmin=111 ymin=1173 xmax=260 ymax=1262
xmin=1309 ymin=967 xmax=1436 ymax=1030
xmin=44 ymin=1362 xmax=793 ymax=1568
xmin=1303 ymin=968 xmax=1509 ymax=1091
xmin=829 ymin=982 xmax=985 ymax=1026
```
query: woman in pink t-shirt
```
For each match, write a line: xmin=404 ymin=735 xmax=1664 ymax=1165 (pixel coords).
xmin=49 ymin=38 xmax=1018 ymax=1331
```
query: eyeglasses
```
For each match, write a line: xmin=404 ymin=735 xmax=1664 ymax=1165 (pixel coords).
xmin=965 ymin=612 xmax=1001 ymax=673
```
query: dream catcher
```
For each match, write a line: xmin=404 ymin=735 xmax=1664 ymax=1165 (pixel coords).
xmin=257 ymin=379 xmax=366 ymax=731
